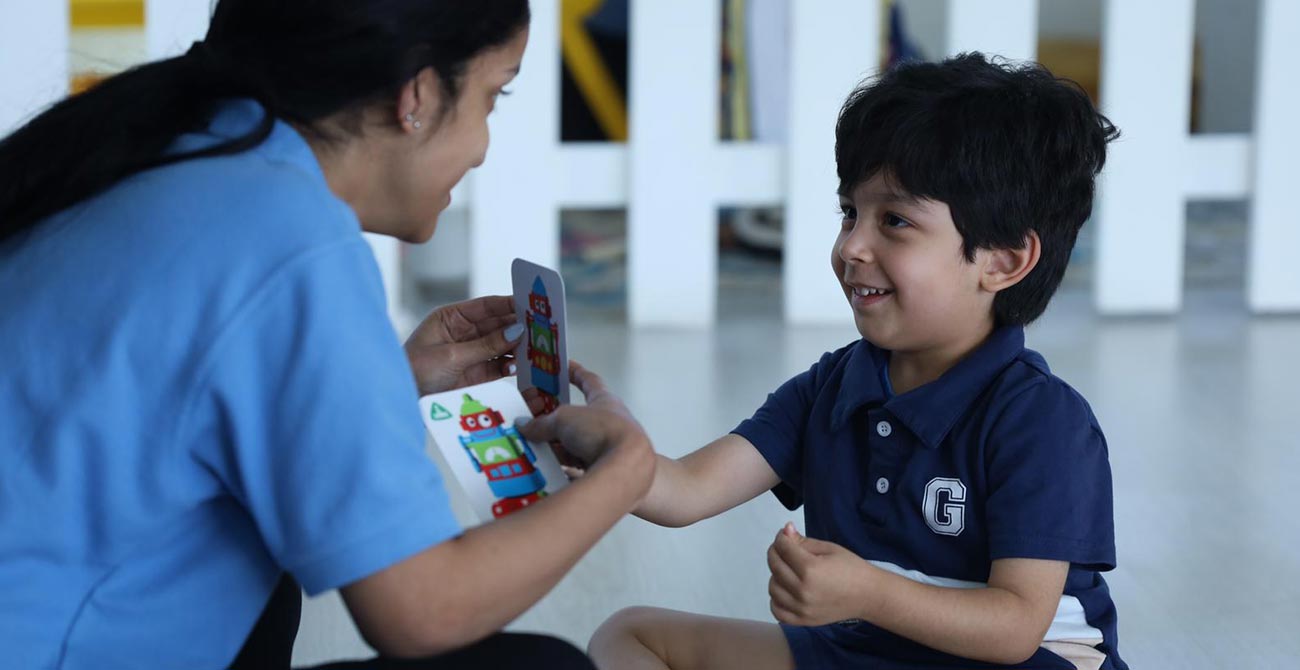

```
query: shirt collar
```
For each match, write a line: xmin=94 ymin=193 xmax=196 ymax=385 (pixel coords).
xmin=830 ymin=341 xmax=890 ymax=430
xmin=830 ymin=326 xmax=1027 ymax=449
xmin=172 ymin=98 xmax=326 ymax=184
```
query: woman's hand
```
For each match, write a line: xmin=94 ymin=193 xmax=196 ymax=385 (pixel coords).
xmin=404 ymin=295 xmax=521 ymax=395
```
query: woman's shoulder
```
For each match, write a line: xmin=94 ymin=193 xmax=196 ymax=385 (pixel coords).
xmin=133 ymin=106 xmax=359 ymax=251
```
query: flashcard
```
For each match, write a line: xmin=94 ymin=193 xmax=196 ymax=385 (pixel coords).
xmin=511 ymin=258 xmax=570 ymax=408
xmin=420 ymin=378 xmax=568 ymax=523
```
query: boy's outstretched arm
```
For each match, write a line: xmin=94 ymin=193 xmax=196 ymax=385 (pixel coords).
xmin=634 ymin=433 xmax=781 ymax=527
xmin=768 ymin=525 xmax=1068 ymax=665
xmin=557 ymin=362 xmax=781 ymax=528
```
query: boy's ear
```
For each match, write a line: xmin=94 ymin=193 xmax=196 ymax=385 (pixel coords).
xmin=979 ymin=230 xmax=1041 ymax=293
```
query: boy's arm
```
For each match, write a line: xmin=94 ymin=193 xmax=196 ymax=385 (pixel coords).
xmin=551 ymin=362 xmax=786 ymax=529
xmin=769 ymin=527 xmax=1067 ymax=665
xmin=634 ymin=433 xmax=781 ymax=528
xmin=859 ymin=557 xmax=1068 ymax=664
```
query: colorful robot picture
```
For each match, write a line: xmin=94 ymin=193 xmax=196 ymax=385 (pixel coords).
xmin=525 ymin=276 xmax=561 ymax=401
xmin=456 ymin=394 xmax=547 ymax=518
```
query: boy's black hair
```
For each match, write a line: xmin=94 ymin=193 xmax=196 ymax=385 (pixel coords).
xmin=835 ymin=52 xmax=1119 ymax=326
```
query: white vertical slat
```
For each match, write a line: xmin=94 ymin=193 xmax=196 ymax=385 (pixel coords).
xmin=1095 ymin=0 xmax=1194 ymax=314
xmin=947 ymin=0 xmax=1038 ymax=62
xmin=470 ymin=0 xmax=561 ymax=298
xmin=0 ymin=1 xmax=68 ymax=136
xmin=627 ymin=0 xmax=720 ymax=327
xmin=784 ymin=0 xmax=879 ymax=325
xmin=145 ymin=0 xmax=210 ymax=58
xmin=1184 ymin=134 xmax=1252 ymax=200
xmin=1247 ymin=0 xmax=1300 ymax=313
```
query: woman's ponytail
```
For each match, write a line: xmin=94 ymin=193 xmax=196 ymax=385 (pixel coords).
xmin=0 ymin=44 xmax=276 ymax=241
xmin=0 ymin=0 xmax=530 ymax=244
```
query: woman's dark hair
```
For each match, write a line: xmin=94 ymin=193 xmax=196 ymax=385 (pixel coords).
xmin=835 ymin=52 xmax=1120 ymax=326
xmin=0 ymin=0 xmax=529 ymax=242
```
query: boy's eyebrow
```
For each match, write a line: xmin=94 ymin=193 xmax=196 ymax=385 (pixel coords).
xmin=839 ymin=188 xmax=924 ymax=206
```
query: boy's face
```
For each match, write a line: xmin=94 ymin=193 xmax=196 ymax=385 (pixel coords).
xmin=832 ymin=174 xmax=995 ymax=353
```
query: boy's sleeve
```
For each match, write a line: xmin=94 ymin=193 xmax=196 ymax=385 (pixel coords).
xmin=190 ymin=239 xmax=462 ymax=596
xmin=983 ymin=380 xmax=1116 ymax=571
xmin=731 ymin=358 xmax=825 ymax=510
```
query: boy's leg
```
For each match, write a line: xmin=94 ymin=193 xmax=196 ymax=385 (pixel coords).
xmin=588 ymin=607 xmax=794 ymax=670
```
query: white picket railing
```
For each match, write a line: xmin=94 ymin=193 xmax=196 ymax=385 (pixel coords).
xmin=2 ymin=0 xmax=1296 ymax=325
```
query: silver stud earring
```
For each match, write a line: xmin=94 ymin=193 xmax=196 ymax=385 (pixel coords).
xmin=404 ymin=113 xmax=422 ymax=130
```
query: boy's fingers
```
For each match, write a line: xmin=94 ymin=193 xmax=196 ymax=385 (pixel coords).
xmin=569 ymin=360 xmax=608 ymax=399
xmin=772 ymin=528 xmax=812 ymax=577
xmin=766 ymin=543 xmax=800 ymax=589
xmin=516 ymin=413 xmax=557 ymax=442
xmin=768 ymin=577 xmax=800 ymax=611
xmin=798 ymin=537 xmax=839 ymax=557
xmin=520 ymin=387 xmax=555 ymax=416
xmin=769 ymin=598 xmax=799 ymax=626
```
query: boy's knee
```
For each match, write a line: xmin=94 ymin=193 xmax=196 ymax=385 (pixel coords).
xmin=589 ymin=606 xmax=668 ymax=653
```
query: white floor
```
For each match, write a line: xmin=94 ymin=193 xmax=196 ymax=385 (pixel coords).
xmin=292 ymin=288 xmax=1300 ymax=668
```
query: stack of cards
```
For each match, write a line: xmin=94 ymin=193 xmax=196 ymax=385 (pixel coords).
xmin=418 ymin=259 xmax=574 ymax=524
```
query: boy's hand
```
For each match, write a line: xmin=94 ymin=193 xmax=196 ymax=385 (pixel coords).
xmin=518 ymin=362 xmax=646 ymax=472
xmin=767 ymin=523 xmax=876 ymax=627
xmin=526 ymin=361 xmax=640 ymax=479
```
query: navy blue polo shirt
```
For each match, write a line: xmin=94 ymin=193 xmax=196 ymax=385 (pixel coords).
xmin=734 ymin=326 xmax=1127 ymax=669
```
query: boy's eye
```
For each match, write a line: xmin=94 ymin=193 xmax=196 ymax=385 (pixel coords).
xmin=883 ymin=213 xmax=911 ymax=229
xmin=839 ymin=204 xmax=857 ymax=223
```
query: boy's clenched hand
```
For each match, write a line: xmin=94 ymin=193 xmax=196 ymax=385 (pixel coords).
xmin=767 ymin=523 xmax=877 ymax=627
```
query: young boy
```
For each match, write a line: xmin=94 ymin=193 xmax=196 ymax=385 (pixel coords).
xmin=587 ymin=54 xmax=1125 ymax=669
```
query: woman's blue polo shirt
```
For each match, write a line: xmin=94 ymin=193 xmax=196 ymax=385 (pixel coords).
xmin=734 ymin=326 xmax=1127 ymax=669
xmin=0 ymin=100 xmax=462 ymax=669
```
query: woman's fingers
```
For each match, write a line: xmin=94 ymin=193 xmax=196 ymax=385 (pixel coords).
xmin=408 ymin=295 xmax=515 ymax=347
xmin=447 ymin=295 xmax=515 ymax=333
xmin=447 ymin=325 xmax=522 ymax=370
xmin=456 ymin=357 xmax=515 ymax=388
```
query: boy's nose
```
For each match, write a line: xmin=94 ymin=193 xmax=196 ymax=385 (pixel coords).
xmin=839 ymin=225 xmax=878 ymax=264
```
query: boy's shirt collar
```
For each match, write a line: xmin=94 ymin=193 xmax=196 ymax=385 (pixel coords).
xmin=830 ymin=325 xmax=1027 ymax=449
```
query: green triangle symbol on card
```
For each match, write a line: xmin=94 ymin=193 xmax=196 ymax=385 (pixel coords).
xmin=429 ymin=403 xmax=453 ymax=421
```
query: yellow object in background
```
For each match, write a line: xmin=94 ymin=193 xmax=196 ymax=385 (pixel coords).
xmin=68 ymin=0 xmax=145 ymax=93
xmin=70 ymin=0 xmax=144 ymax=28
xmin=561 ymin=0 xmax=628 ymax=141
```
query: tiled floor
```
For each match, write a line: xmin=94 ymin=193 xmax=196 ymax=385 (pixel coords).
xmin=293 ymin=287 xmax=1300 ymax=668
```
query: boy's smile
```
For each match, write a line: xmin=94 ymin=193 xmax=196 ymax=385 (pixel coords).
xmin=832 ymin=173 xmax=999 ymax=386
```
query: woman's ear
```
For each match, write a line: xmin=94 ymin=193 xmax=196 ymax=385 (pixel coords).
xmin=979 ymin=229 xmax=1041 ymax=293
xmin=395 ymin=66 xmax=441 ymax=133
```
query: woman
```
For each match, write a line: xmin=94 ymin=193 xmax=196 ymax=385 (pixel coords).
xmin=0 ymin=2 xmax=653 ymax=668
